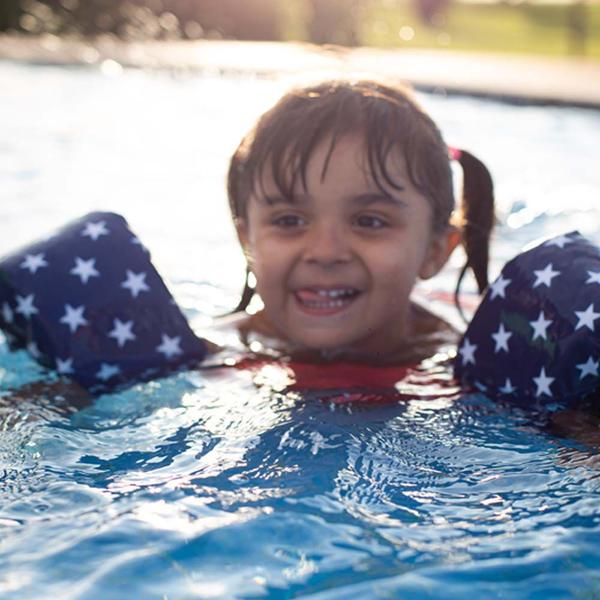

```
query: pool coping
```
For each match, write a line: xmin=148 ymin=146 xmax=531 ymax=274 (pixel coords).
xmin=2 ymin=34 xmax=600 ymax=109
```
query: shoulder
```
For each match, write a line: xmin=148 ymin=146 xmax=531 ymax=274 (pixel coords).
xmin=409 ymin=299 xmax=461 ymax=340
xmin=399 ymin=300 xmax=461 ymax=363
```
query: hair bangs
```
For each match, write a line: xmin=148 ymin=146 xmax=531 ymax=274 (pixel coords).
xmin=230 ymin=80 xmax=454 ymax=231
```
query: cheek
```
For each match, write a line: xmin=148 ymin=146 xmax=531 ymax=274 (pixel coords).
xmin=248 ymin=241 xmax=292 ymax=296
xmin=367 ymin=244 xmax=425 ymax=289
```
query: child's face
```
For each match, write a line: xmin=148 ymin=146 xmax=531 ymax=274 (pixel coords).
xmin=237 ymin=135 xmax=457 ymax=354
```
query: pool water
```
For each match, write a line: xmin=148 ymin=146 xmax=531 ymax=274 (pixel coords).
xmin=1 ymin=58 xmax=600 ymax=599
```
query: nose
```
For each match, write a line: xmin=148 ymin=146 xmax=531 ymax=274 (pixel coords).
xmin=303 ymin=221 xmax=352 ymax=267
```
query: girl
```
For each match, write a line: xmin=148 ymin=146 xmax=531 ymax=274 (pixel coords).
xmin=219 ymin=78 xmax=494 ymax=367
xmin=0 ymin=78 xmax=495 ymax=397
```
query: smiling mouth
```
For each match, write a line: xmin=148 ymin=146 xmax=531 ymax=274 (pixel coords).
xmin=294 ymin=288 xmax=361 ymax=315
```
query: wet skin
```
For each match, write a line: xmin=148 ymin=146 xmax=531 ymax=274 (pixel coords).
xmin=234 ymin=135 xmax=460 ymax=364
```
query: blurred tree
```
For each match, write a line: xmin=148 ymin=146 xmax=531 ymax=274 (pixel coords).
xmin=414 ymin=0 xmax=450 ymax=27
xmin=0 ymin=0 xmax=22 ymax=31
xmin=0 ymin=0 xmax=284 ymax=40
xmin=306 ymin=0 xmax=364 ymax=45
xmin=566 ymin=0 xmax=588 ymax=55
xmin=184 ymin=0 xmax=282 ymax=40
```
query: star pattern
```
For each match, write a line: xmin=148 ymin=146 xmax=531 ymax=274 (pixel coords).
xmin=533 ymin=366 xmax=554 ymax=397
xmin=96 ymin=363 xmax=121 ymax=381
xmin=157 ymin=334 xmax=183 ymax=359
xmin=121 ymin=270 xmax=150 ymax=298
xmin=15 ymin=294 xmax=38 ymax=319
xmin=491 ymin=322 xmax=512 ymax=353
xmin=56 ymin=357 xmax=75 ymax=375
xmin=530 ymin=311 xmax=552 ymax=341
xmin=498 ymin=378 xmax=516 ymax=395
xmin=532 ymin=263 xmax=560 ymax=288
xmin=82 ymin=221 xmax=109 ymax=241
xmin=21 ymin=253 xmax=48 ymax=274
xmin=70 ymin=257 xmax=100 ymax=284
xmin=576 ymin=357 xmax=599 ymax=380
xmin=489 ymin=275 xmax=511 ymax=300
xmin=27 ymin=341 xmax=41 ymax=359
xmin=1 ymin=302 xmax=13 ymax=324
xmin=545 ymin=235 xmax=572 ymax=249
xmin=60 ymin=304 xmax=88 ymax=333
xmin=574 ymin=303 xmax=600 ymax=331
xmin=0 ymin=212 xmax=214 ymax=393
xmin=455 ymin=231 xmax=600 ymax=402
xmin=458 ymin=338 xmax=477 ymax=366
xmin=108 ymin=318 xmax=136 ymax=348
xmin=586 ymin=270 xmax=600 ymax=285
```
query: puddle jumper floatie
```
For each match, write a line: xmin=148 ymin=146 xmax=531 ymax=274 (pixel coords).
xmin=0 ymin=212 xmax=207 ymax=394
xmin=1 ymin=213 xmax=599 ymax=403
xmin=455 ymin=231 xmax=600 ymax=402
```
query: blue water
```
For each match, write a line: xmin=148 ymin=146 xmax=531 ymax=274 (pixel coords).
xmin=1 ymin=57 xmax=600 ymax=598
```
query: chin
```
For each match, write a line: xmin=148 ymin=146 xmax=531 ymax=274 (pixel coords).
xmin=290 ymin=330 xmax=363 ymax=353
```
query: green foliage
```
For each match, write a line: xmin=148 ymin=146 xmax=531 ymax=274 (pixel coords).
xmin=359 ymin=0 xmax=600 ymax=57
xmin=1 ymin=0 xmax=599 ymax=58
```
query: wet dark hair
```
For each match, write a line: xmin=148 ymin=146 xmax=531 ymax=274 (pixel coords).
xmin=227 ymin=79 xmax=494 ymax=319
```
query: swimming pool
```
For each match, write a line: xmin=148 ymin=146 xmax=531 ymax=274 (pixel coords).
xmin=1 ymin=58 xmax=600 ymax=599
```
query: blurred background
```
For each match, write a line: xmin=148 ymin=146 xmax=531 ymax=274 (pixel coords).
xmin=0 ymin=0 xmax=598 ymax=57
xmin=1 ymin=0 xmax=599 ymax=317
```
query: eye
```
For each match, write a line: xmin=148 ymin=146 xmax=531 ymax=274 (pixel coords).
xmin=355 ymin=214 xmax=388 ymax=229
xmin=272 ymin=214 xmax=306 ymax=228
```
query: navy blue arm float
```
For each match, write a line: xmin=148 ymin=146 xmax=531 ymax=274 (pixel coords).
xmin=0 ymin=212 xmax=207 ymax=394
xmin=455 ymin=231 xmax=600 ymax=402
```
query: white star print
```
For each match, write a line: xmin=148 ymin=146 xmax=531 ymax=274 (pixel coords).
xmin=1 ymin=302 xmax=13 ymax=323
xmin=533 ymin=366 xmax=554 ymax=397
xmin=489 ymin=274 xmax=511 ymax=300
xmin=530 ymin=311 xmax=552 ymax=341
xmin=26 ymin=341 xmax=41 ymax=359
xmin=156 ymin=334 xmax=183 ymax=359
xmin=545 ymin=235 xmax=572 ymax=249
xmin=15 ymin=294 xmax=38 ymax=319
xmin=108 ymin=318 xmax=136 ymax=348
xmin=586 ymin=271 xmax=600 ymax=285
xmin=82 ymin=221 xmax=109 ymax=241
xmin=576 ymin=357 xmax=599 ymax=380
xmin=121 ymin=270 xmax=150 ymax=298
xmin=96 ymin=363 xmax=120 ymax=381
xmin=458 ymin=338 xmax=477 ymax=366
xmin=20 ymin=253 xmax=48 ymax=274
xmin=574 ymin=303 xmax=600 ymax=331
xmin=532 ymin=263 xmax=560 ymax=288
xmin=70 ymin=257 xmax=100 ymax=284
xmin=56 ymin=357 xmax=75 ymax=375
xmin=492 ymin=322 xmax=512 ymax=353
xmin=499 ymin=378 xmax=516 ymax=395
xmin=60 ymin=304 xmax=88 ymax=333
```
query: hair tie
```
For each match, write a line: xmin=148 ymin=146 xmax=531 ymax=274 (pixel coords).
xmin=448 ymin=146 xmax=462 ymax=161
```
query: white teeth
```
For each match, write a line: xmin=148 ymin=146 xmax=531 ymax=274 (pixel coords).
xmin=316 ymin=289 xmax=356 ymax=298
xmin=303 ymin=299 xmax=346 ymax=308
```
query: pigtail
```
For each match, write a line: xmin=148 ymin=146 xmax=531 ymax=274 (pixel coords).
xmin=452 ymin=148 xmax=495 ymax=321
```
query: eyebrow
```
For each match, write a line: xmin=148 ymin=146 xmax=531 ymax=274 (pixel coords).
xmin=262 ymin=191 xmax=407 ymax=207
xmin=351 ymin=192 xmax=408 ymax=208
xmin=262 ymin=194 xmax=295 ymax=206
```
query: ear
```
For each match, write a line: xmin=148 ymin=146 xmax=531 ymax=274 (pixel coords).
xmin=419 ymin=226 xmax=462 ymax=280
xmin=235 ymin=217 xmax=250 ymax=257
